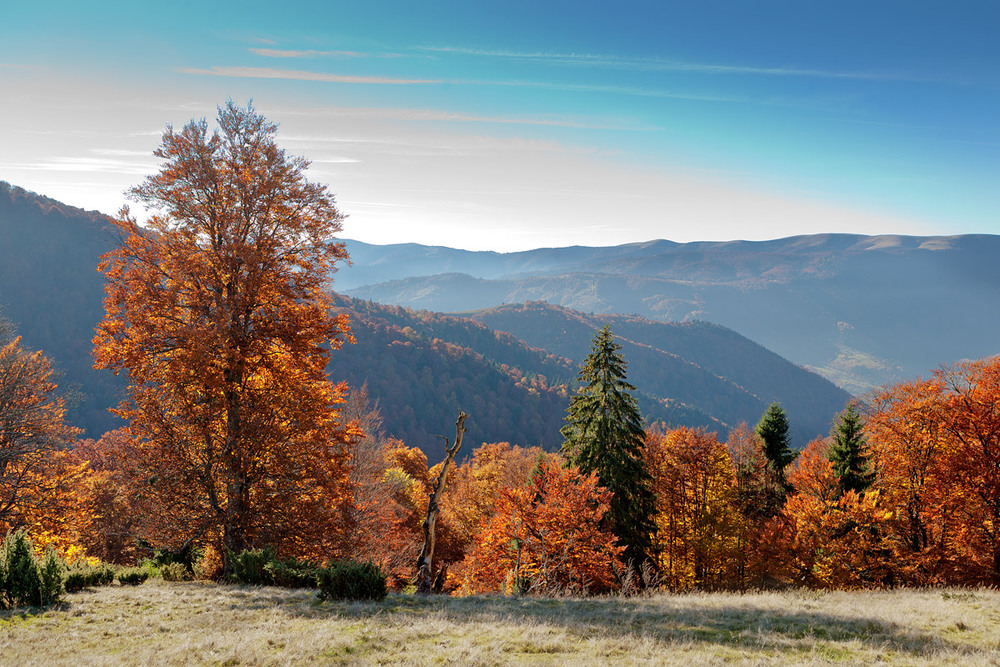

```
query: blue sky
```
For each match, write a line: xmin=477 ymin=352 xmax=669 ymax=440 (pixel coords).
xmin=1 ymin=1 xmax=996 ymax=250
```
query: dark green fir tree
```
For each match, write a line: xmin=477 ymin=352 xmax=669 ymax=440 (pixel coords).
xmin=829 ymin=401 xmax=876 ymax=496
xmin=756 ymin=402 xmax=796 ymax=476
xmin=561 ymin=326 xmax=656 ymax=568
xmin=755 ymin=402 xmax=796 ymax=511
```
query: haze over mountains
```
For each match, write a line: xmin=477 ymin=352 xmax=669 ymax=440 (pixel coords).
xmin=2 ymin=180 xmax=992 ymax=454
xmin=340 ymin=236 xmax=1000 ymax=394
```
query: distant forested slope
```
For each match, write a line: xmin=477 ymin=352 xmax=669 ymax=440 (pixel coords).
xmin=341 ymin=236 xmax=1000 ymax=394
xmin=0 ymin=182 xmax=124 ymax=437
xmin=331 ymin=296 xmax=850 ymax=454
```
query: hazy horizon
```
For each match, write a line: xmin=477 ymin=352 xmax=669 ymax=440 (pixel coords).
xmin=2 ymin=1 xmax=997 ymax=252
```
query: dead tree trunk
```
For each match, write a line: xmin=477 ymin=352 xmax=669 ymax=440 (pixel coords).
xmin=416 ymin=411 xmax=468 ymax=594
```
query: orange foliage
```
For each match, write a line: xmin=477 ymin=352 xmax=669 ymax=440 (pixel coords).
xmin=92 ymin=102 xmax=353 ymax=567
xmin=866 ymin=377 xmax=949 ymax=584
xmin=645 ymin=427 xmax=740 ymax=590
xmin=782 ymin=438 xmax=892 ymax=588
xmin=0 ymin=331 xmax=80 ymax=529
xmin=458 ymin=461 xmax=623 ymax=595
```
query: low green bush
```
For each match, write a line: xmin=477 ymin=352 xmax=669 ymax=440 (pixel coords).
xmin=117 ymin=568 xmax=149 ymax=586
xmin=229 ymin=548 xmax=275 ymax=586
xmin=0 ymin=531 xmax=64 ymax=608
xmin=64 ymin=563 xmax=117 ymax=592
xmin=160 ymin=562 xmax=188 ymax=582
xmin=265 ymin=558 xmax=319 ymax=589
xmin=316 ymin=560 xmax=387 ymax=602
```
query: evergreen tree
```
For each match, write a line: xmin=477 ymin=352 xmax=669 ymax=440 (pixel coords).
xmin=755 ymin=402 xmax=796 ymax=512
xmin=756 ymin=402 xmax=796 ymax=476
xmin=828 ymin=401 xmax=876 ymax=496
xmin=561 ymin=326 xmax=656 ymax=567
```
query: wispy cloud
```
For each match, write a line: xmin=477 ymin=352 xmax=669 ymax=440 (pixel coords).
xmin=422 ymin=46 xmax=932 ymax=82
xmin=179 ymin=66 xmax=439 ymax=85
xmin=249 ymin=48 xmax=370 ymax=59
xmin=6 ymin=156 xmax=155 ymax=175
xmin=180 ymin=65 xmax=733 ymax=103
xmin=278 ymin=105 xmax=658 ymax=131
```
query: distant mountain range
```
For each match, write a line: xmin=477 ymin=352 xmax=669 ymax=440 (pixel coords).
xmin=0 ymin=181 xmax=851 ymax=452
xmin=339 ymin=235 xmax=1000 ymax=393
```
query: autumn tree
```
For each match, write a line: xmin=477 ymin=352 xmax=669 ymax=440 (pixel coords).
xmin=644 ymin=427 xmax=740 ymax=590
xmin=458 ymin=461 xmax=624 ymax=595
xmin=0 ymin=317 xmax=80 ymax=529
xmin=936 ymin=358 xmax=1000 ymax=584
xmin=783 ymin=437 xmax=892 ymax=588
xmin=828 ymin=401 xmax=875 ymax=496
xmin=561 ymin=326 xmax=656 ymax=568
xmin=93 ymin=101 xmax=353 ymax=570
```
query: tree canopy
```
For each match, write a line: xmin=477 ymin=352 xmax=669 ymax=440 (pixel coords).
xmin=93 ymin=101 xmax=353 ymax=569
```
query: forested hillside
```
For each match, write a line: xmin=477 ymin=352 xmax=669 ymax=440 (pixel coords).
xmin=0 ymin=182 xmax=123 ymax=437
xmin=469 ymin=302 xmax=850 ymax=445
xmin=331 ymin=296 xmax=850 ymax=453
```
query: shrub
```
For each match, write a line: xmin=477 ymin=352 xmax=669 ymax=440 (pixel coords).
xmin=0 ymin=531 xmax=63 ymax=608
xmin=266 ymin=558 xmax=319 ymax=589
xmin=160 ymin=562 xmax=188 ymax=582
xmin=38 ymin=549 xmax=65 ymax=605
xmin=316 ymin=561 xmax=387 ymax=602
xmin=229 ymin=548 xmax=275 ymax=586
xmin=64 ymin=563 xmax=117 ymax=592
xmin=117 ymin=568 xmax=149 ymax=586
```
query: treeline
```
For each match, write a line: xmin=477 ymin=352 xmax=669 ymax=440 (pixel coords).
xmin=6 ymin=295 xmax=1000 ymax=594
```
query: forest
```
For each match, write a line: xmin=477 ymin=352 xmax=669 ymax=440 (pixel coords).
xmin=3 ymin=102 xmax=1000 ymax=612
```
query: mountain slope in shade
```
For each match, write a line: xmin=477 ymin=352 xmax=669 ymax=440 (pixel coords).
xmin=468 ymin=301 xmax=850 ymax=446
xmin=330 ymin=296 xmax=849 ymax=454
xmin=341 ymin=235 xmax=1000 ymax=393
xmin=0 ymin=182 xmax=124 ymax=437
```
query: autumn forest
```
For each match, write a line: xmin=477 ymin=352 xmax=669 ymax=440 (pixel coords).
xmin=3 ymin=103 xmax=1000 ymax=610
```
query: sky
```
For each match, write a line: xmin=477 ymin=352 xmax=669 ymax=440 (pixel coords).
xmin=1 ymin=1 xmax=997 ymax=251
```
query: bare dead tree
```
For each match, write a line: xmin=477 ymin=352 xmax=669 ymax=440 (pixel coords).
xmin=416 ymin=411 xmax=468 ymax=594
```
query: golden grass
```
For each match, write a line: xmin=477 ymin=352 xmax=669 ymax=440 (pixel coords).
xmin=2 ymin=581 xmax=999 ymax=665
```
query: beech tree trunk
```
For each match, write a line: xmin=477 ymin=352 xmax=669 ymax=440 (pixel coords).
xmin=416 ymin=411 xmax=468 ymax=594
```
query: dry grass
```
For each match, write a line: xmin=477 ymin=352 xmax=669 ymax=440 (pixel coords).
xmin=2 ymin=581 xmax=999 ymax=665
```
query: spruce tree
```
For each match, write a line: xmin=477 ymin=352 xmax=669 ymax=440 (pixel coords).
xmin=755 ymin=402 xmax=796 ymax=512
xmin=756 ymin=402 xmax=795 ymax=476
xmin=561 ymin=326 xmax=656 ymax=567
xmin=828 ymin=401 xmax=876 ymax=496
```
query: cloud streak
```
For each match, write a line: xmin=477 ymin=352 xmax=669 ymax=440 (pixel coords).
xmin=179 ymin=66 xmax=440 ymax=85
xmin=180 ymin=65 xmax=735 ymax=103
xmin=422 ymin=46 xmax=933 ymax=82
xmin=249 ymin=48 xmax=370 ymax=59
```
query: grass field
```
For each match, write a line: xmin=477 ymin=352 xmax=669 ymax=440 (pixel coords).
xmin=2 ymin=581 xmax=999 ymax=665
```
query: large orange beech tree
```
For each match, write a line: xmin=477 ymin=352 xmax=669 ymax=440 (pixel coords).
xmin=93 ymin=102 xmax=354 ymax=569
xmin=865 ymin=377 xmax=950 ymax=584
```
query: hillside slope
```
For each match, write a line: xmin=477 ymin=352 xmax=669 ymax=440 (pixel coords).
xmin=341 ymin=235 xmax=1000 ymax=393
xmin=0 ymin=182 xmax=123 ymax=437
xmin=332 ymin=297 xmax=849 ymax=452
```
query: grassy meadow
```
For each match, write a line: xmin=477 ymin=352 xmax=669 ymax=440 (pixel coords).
xmin=2 ymin=582 xmax=999 ymax=665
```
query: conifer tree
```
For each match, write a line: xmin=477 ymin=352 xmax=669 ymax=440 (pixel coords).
xmin=755 ymin=402 xmax=796 ymax=511
xmin=561 ymin=326 xmax=656 ymax=568
xmin=756 ymin=402 xmax=795 ymax=478
xmin=828 ymin=401 xmax=875 ymax=496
